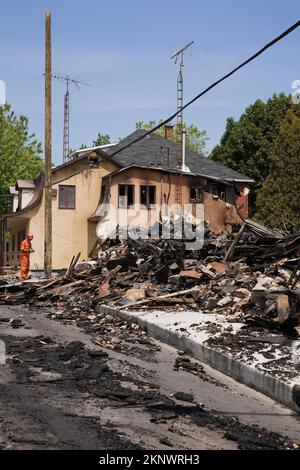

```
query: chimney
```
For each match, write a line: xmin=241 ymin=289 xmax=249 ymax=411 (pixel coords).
xmin=164 ymin=124 xmax=174 ymax=142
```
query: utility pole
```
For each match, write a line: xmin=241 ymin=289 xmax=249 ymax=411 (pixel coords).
xmin=171 ymin=41 xmax=193 ymax=205
xmin=44 ymin=11 xmax=52 ymax=278
xmin=52 ymin=74 xmax=89 ymax=163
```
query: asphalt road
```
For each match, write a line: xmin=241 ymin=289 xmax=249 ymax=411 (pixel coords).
xmin=0 ymin=304 xmax=299 ymax=450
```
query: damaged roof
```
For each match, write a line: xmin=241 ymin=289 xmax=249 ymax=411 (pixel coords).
xmin=103 ymin=129 xmax=254 ymax=183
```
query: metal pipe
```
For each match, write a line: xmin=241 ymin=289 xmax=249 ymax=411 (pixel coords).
xmin=181 ymin=129 xmax=190 ymax=172
xmin=182 ymin=129 xmax=186 ymax=168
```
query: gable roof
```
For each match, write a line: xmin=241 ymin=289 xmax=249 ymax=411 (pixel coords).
xmin=103 ymin=129 xmax=254 ymax=183
xmin=1 ymin=175 xmax=44 ymax=220
xmin=16 ymin=179 xmax=35 ymax=190
xmin=54 ymin=146 xmax=122 ymax=174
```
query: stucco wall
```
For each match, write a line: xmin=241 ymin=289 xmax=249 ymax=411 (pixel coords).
xmin=12 ymin=195 xmax=18 ymax=212
xmin=203 ymin=192 xmax=243 ymax=233
xmin=106 ymin=168 xmax=205 ymax=227
xmin=7 ymin=157 xmax=118 ymax=270
xmin=235 ymin=182 xmax=250 ymax=219
xmin=21 ymin=189 xmax=35 ymax=210
xmin=103 ymin=167 xmax=243 ymax=234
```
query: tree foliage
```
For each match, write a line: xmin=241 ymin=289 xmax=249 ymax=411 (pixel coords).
xmin=0 ymin=103 xmax=43 ymax=213
xmin=210 ymin=93 xmax=300 ymax=212
xmin=136 ymin=120 xmax=209 ymax=155
xmin=255 ymin=110 xmax=300 ymax=231
xmin=93 ymin=133 xmax=111 ymax=146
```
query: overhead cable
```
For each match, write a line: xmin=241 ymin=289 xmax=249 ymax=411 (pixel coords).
xmin=110 ymin=20 xmax=300 ymax=158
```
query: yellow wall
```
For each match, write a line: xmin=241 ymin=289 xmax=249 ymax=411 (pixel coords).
xmin=7 ymin=157 xmax=118 ymax=270
xmin=8 ymin=218 xmax=29 ymax=242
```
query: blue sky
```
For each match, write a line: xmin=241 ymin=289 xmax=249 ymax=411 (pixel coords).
xmin=1 ymin=0 xmax=300 ymax=165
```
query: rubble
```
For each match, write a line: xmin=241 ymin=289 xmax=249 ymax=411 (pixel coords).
xmin=276 ymin=295 xmax=291 ymax=324
xmin=172 ymin=392 xmax=194 ymax=403
xmin=0 ymin=219 xmax=300 ymax=338
xmin=159 ymin=437 xmax=173 ymax=447
xmin=4 ymin=328 xmax=297 ymax=450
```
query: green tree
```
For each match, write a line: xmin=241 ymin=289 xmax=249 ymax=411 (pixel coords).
xmin=136 ymin=120 xmax=208 ymax=155
xmin=210 ymin=93 xmax=300 ymax=212
xmin=0 ymin=103 xmax=43 ymax=213
xmin=93 ymin=133 xmax=111 ymax=146
xmin=255 ymin=110 xmax=300 ymax=230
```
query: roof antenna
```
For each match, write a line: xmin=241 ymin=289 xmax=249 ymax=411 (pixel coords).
xmin=171 ymin=41 xmax=193 ymax=203
xmin=52 ymin=74 xmax=90 ymax=163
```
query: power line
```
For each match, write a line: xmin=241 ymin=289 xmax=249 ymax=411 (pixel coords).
xmin=110 ymin=19 xmax=300 ymax=159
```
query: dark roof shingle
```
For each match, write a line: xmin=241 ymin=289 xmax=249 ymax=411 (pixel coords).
xmin=104 ymin=129 xmax=254 ymax=183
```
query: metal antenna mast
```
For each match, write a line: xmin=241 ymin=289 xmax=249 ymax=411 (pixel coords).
xmin=171 ymin=41 xmax=193 ymax=204
xmin=52 ymin=74 xmax=89 ymax=163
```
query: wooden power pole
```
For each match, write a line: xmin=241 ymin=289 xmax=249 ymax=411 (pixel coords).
xmin=44 ymin=12 xmax=52 ymax=278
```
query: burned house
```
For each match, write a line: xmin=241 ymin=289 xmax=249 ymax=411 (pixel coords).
xmin=96 ymin=127 xmax=254 ymax=235
xmin=0 ymin=126 xmax=253 ymax=271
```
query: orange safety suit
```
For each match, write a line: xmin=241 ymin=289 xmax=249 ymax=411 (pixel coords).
xmin=20 ymin=239 xmax=32 ymax=280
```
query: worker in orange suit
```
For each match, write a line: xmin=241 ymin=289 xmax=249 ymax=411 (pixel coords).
xmin=19 ymin=234 xmax=34 ymax=281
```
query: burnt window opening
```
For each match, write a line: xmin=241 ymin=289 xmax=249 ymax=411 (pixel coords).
xmin=88 ymin=155 xmax=100 ymax=168
xmin=118 ymin=184 xmax=134 ymax=208
xmin=203 ymin=182 xmax=226 ymax=201
xmin=226 ymin=184 xmax=236 ymax=205
xmin=100 ymin=184 xmax=108 ymax=204
xmin=59 ymin=185 xmax=76 ymax=209
xmin=190 ymin=187 xmax=203 ymax=203
xmin=211 ymin=186 xmax=224 ymax=199
xmin=140 ymin=185 xmax=156 ymax=207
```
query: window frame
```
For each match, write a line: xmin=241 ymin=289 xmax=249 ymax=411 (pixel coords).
xmin=118 ymin=184 xmax=135 ymax=208
xmin=139 ymin=185 xmax=156 ymax=208
xmin=58 ymin=184 xmax=76 ymax=210
xmin=100 ymin=183 xmax=108 ymax=204
xmin=190 ymin=186 xmax=203 ymax=203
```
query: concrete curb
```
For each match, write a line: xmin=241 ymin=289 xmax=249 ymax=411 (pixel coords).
xmin=98 ymin=305 xmax=300 ymax=413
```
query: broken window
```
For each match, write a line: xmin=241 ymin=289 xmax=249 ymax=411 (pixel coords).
xmin=226 ymin=185 xmax=236 ymax=205
xmin=59 ymin=185 xmax=76 ymax=209
xmin=203 ymin=182 xmax=226 ymax=201
xmin=140 ymin=185 xmax=156 ymax=207
xmin=100 ymin=184 xmax=108 ymax=204
xmin=118 ymin=184 xmax=134 ymax=208
xmin=190 ymin=187 xmax=203 ymax=203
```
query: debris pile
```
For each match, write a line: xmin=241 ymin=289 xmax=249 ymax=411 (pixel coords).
xmin=1 ymin=219 xmax=300 ymax=336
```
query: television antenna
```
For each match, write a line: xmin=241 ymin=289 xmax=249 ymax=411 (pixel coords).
xmin=52 ymin=74 xmax=90 ymax=163
xmin=171 ymin=41 xmax=194 ymax=203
